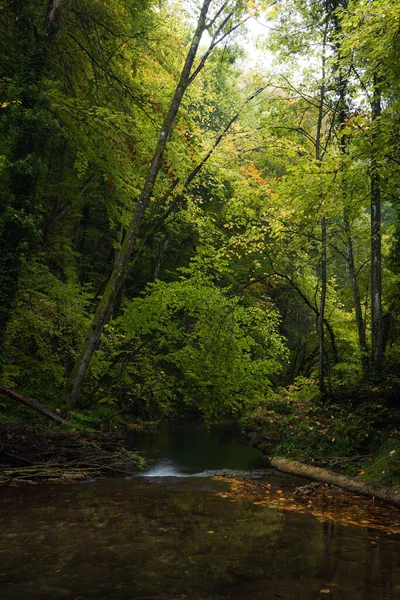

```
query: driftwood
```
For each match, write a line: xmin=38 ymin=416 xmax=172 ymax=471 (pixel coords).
xmin=270 ymin=456 xmax=400 ymax=507
xmin=0 ymin=385 xmax=67 ymax=424
xmin=0 ymin=429 xmax=143 ymax=485
xmin=0 ymin=465 xmax=99 ymax=485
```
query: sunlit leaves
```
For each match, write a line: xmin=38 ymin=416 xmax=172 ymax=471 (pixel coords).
xmin=107 ymin=273 xmax=288 ymax=419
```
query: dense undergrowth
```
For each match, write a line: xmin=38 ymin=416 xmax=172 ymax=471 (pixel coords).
xmin=243 ymin=378 xmax=400 ymax=486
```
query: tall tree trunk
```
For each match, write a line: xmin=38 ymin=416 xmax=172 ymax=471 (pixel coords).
xmin=318 ymin=216 xmax=327 ymax=396
xmin=343 ymin=211 xmax=368 ymax=372
xmin=370 ymin=74 xmax=383 ymax=378
xmin=337 ymin=71 xmax=368 ymax=376
xmin=62 ymin=0 xmax=214 ymax=410
xmin=316 ymin=20 xmax=328 ymax=397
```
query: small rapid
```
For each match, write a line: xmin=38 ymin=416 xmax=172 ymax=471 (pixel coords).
xmin=140 ymin=459 xmax=189 ymax=478
xmin=137 ymin=458 xmax=268 ymax=479
xmin=127 ymin=420 xmax=268 ymax=477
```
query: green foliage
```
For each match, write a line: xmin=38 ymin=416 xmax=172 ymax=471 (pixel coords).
xmin=3 ymin=260 xmax=92 ymax=402
xmin=0 ymin=0 xmax=399 ymax=463
xmin=87 ymin=274 xmax=288 ymax=421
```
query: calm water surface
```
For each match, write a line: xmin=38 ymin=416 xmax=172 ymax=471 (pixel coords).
xmin=0 ymin=422 xmax=399 ymax=600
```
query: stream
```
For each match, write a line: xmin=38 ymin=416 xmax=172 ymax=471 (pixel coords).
xmin=0 ymin=421 xmax=400 ymax=599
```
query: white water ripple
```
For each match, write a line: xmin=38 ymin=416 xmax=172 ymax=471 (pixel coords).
xmin=134 ymin=459 xmax=267 ymax=479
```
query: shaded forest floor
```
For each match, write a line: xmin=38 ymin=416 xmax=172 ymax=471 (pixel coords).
xmin=0 ymin=426 xmax=145 ymax=485
xmin=245 ymin=381 xmax=400 ymax=487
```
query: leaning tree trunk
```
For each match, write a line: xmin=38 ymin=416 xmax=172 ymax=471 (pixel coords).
xmin=62 ymin=0 xmax=213 ymax=410
xmin=370 ymin=74 xmax=383 ymax=378
xmin=0 ymin=385 xmax=67 ymax=424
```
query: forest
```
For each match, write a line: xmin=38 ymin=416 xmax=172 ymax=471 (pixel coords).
xmin=0 ymin=0 xmax=400 ymax=492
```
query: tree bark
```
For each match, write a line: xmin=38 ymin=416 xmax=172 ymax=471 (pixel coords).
xmin=343 ymin=210 xmax=368 ymax=371
xmin=316 ymin=21 xmax=328 ymax=397
xmin=0 ymin=385 xmax=67 ymax=424
xmin=337 ymin=71 xmax=368 ymax=375
xmin=370 ymin=74 xmax=383 ymax=378
xmin=62 ymin=0 xmax=213 ymax=410
xmin=318 ymin=216 xmax=327 ymax=396
xmin=270 ymin=457 xmax=400 ymax=507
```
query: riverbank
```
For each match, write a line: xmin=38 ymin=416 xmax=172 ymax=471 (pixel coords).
xmin=0 ymin=425 xmax=145 ymax=485
xmin=243 ymin=380 xmax=400 ymax=490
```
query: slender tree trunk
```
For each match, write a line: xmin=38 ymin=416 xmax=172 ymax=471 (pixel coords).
xmin=370 ymin=74 xmax=383 ymax=378
xmin=343 ymin=210 xmax=368 ymax=372
xmin=316 ymin=21 xmax=328 ymax=397
xmin=337 ymin=71 xmax=368 ymax=376
xmin=62 ymin=0 xmax=213 ymax=410
xmin=268 ymin=264 xmax=339 ymax=366
xmin=152 ymin=236 xmax=170 ymax=281
xmin=0 ymin=385 xmax=67 ymax=424
xmin=318 ymin=217 xmax=327 ymax=396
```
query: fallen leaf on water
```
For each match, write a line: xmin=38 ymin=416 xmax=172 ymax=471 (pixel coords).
xmin=320 ymin=590 xmax=330 ymax=594
xmin=213 ymin=475 xmax=400 ymax=535
xmin=207 ymin=530 xmax=214 ymax=534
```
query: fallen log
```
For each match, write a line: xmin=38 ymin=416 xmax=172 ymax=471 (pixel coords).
xmin=0 ymin=385 xmax=67 ymax=424
xmin=270 ymin=456 xmax=400 ymax=507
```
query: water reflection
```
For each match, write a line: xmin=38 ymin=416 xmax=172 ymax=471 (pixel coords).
xmin=129 ymin=421 xmax=267 ymax=474
xmin=0 ymin=477 xmax=399 ymax=600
